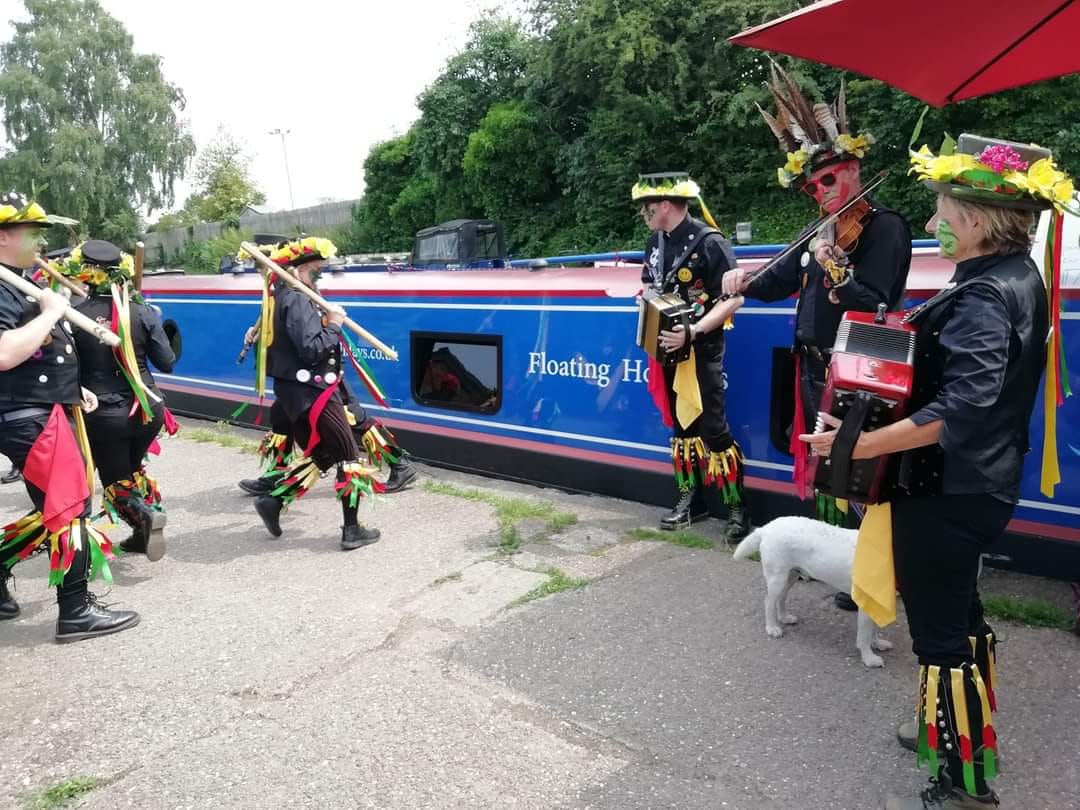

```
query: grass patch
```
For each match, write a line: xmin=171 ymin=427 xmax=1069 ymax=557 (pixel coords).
xmin=511 ymin=567 xmax=590 ymax=607
xmin=626 ymin=527 xmax=714 ymax=550
xmin=982 ymin=594 xmax=1074 ymax=630
xmin=422 ymin=480 xmax=577 ymax=554
xmin=25 ymin=776 xmax=109 ymax=810
xmin=182 ymin=420 xmax=260 ymax=454
xmin=431 ymin=571 xmax=463 ymax=587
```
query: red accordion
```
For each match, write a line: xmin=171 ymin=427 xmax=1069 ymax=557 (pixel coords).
xmin=810 ymin=306 xmax=916 ymax=504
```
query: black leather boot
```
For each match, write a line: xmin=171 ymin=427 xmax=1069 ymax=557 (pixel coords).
xmin=723 ymin=502 xmax=751 ymax=542
xmin=1 ymin=466 xmax=21 ymax=484
xmin=238 ymin=476 xmax=275 ymax=496
xmin=254 ymin=495 xmax=283 ymax=537
xmin=383 ymin=456 xmax=418 ymax=493
xmin=0 ymin=570 xmax=19 ymax=620
xmin=118 ymin=498 xmax=166 ymax=562
xmin=56 ymin=592 xmax=140 ymax=643
xmin=660 ymin=488 xmax=708 ymax=530
xmin=55 ymin=534 xmax=139 ymax=643
xmin=341 ymin=524 xmax=381 ymax=550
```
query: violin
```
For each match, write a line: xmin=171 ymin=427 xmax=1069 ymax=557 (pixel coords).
xmin=732 ymin=171 xmax=889 ymax=296
xmin=816 ymin=196 xmax=874 ymax=303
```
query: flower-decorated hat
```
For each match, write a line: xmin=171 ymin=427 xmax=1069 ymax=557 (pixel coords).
xmin=758 ymin=64 xmax=875 ymax=189
xmin=269 ymin=236 xmax=337 ymax=268
xmin=910 ymin=134 xmax=1078 ymax=501
xmin=55 ymin=239 xmax=136 ymax=292
xmin=630 ymin=172 xmax=723 ymax=231
xmin=0 ymin=190 xmax=78 ymax=228
xmin=909 ymin=133 xmax=1077 ymax=213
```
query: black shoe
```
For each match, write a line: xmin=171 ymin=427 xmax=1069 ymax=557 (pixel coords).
xmin=724 ymin=503 xmax=750 ymax=542
xmin=835 ymin=592 xmax=858 ymax=612
xmin=1 ymin=467 xmax=20 ymax=484
xmin=239 ymin=477 xmax=275 ymax=496
xmin=383 ymin=459 xmax=418 ymax=493
xmin=660 ymin=489 xmax=708 ymax=530
xmin=254 ymin=495 xmax=283 ymax=538
xmin=0 ymin=575 xmax=19 ymax=620
xmin=55 ymin=593 xmax=140 ymax=643
xmin=341 ymin=524 xmax=380 ymax=550
xmin=119 ymin=501 xmax=167 ymax=562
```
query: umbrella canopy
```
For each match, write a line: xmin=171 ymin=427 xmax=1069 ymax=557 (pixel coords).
xmin=729 ymin=0 xmax=1080 ymax=106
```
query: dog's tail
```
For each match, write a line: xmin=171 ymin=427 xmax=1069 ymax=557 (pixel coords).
xmin=731 ymin=527 xmax=764 ymax=561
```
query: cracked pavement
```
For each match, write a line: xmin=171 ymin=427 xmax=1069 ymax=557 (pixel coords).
xmin=2 ymin=420 xmax=1078 ymax=809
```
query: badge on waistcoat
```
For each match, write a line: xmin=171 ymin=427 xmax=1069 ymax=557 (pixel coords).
xmin=677 ymin=267 xmax=693 ymax=283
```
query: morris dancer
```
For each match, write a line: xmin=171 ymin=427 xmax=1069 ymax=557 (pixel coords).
xmin=803 ymin=134 xmax=1073 ymax=808
xmin=59 ymin=240 xmax=176 ymax=560
xmin=633 ymin=173 xmax=748 ymax=541
xmin=0 ymin=192 xmax=136 ymax=641
xmin=723 ymin=66 xmax=911 ymax=609
xmin=248 ymin=237 xmax=381 ymax=550
xmin=238 ymin=367 xmax=417 ymax=497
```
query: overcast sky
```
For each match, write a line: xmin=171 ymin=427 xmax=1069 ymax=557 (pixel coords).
xmin=0 ymin=0 xmax=523 ymax=215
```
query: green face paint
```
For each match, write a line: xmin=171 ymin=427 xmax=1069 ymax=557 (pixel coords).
xmin=13 ymin=228 xmax=44 ymax=267
xmin=936 ymin=218 xmax=959 ymax=257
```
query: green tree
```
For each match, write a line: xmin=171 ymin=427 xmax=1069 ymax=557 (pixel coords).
xmin=182 ymin=126 xmax=267 ymax=227
xmin=350 ymin=0 xmax=1080 ymax=255
xmin=0 ymin=0 xmax=196 ymax=245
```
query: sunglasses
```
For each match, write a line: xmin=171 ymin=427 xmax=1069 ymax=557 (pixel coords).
xmin=802 ymin=172 xmax=837 ymax=198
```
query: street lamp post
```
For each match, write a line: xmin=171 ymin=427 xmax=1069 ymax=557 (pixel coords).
xmin=269 ymin=128 xmax=295 ymax=210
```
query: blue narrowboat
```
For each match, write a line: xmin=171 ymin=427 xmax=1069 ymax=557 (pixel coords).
xmin=142 ymin=219 xmax=1080 ymax=579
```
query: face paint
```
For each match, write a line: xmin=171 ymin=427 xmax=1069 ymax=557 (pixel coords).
xmin=13 ymin=228 xmax=44 ymax=266
xmin=936 ymin=219 xmax=959 ymax=257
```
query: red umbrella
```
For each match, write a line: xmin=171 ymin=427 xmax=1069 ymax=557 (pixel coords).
xmin=729 ymin=0 xmax=1080 ymax=106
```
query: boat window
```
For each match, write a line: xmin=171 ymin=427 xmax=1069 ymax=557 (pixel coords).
xmin=412 ymin=332 xmax=501 ymax=414
xmin=475 ymin=228 xmax=501 ymax=259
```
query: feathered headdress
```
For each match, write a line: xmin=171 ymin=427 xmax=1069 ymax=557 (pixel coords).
xmin=757 ymin=63 xmax=875 ymax=189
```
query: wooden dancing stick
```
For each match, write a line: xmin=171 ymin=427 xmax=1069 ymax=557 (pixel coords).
xmin=133 ymin=241 xmax=145 ymax=291
xmin=240 ymin=241 xmax=399 ymax=361
xmin=33 ymin=258 xmax=88 ymax=299
xmin=0 ymin=265 xmax=120 ymax=347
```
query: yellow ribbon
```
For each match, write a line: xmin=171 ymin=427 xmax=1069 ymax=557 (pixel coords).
xmin=256 ymin=276 xmax=276 ymax=398
xmin=672 ymin=347 xmax=703 ymax=428
xmin=851 ymin=501 xmax=896 ymax=627
xmin=72 ymin=406 xmax=96 ymax=504
xmin=1040 ymin=223 xmax=1060 ymax=497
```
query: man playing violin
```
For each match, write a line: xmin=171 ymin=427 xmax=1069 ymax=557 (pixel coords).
xmin=722 ymin=68 xmax=912 ymax=609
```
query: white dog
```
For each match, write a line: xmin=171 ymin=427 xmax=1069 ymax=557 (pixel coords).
xmin=732 ymin=515 xmax=893 ymax=668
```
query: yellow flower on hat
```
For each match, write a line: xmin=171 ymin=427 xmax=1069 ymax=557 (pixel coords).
xmin=784 ymin=149 xmax=808 ymax=177
xmin=834 ymin=133 xmax=874 ymax=159
xmin=1020 ymin=158 xmax=1075 ymax=205
xmin=0 ymin=205 xmax=17 ymax=223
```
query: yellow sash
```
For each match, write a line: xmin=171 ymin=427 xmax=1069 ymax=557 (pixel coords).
xmin=851 ymin=502 xmax=896 ymax=627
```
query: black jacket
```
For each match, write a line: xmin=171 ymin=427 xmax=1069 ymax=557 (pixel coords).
xmin=641 ymin=215 xmax=736 ymax=353
xmin=745 ymin=204 xmax=911 ymax=348
xmin=74 ymin=292 xmax=175 ymax=395
xmin=266 ymin=283 xmax=345 ymax=417
xmin=901 ymin=251 xmax=1049 ymax=503
xmin=0 ymin=268 xmax=82 ymax=408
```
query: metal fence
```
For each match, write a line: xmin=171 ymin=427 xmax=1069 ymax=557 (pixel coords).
xmin=141 ymin=199 xmax=359 ymax=264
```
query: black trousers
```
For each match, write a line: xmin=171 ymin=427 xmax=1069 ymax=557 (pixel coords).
xmin=799 ymin=351 xmax=828 ymax=434
xmin=0 ymin=409 xmax=91 ymax=596
xmin=893 ymin=493 xmax=1013 ymax=666
xmin=291 ymin=398 xmax=361 ymax=473
xmin=662 ymin=344 xmax=734 ymax=451
xmin=84 ymin=395 xmax=164 ymax=487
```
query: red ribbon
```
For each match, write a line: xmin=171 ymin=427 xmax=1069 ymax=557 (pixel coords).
xmin=790 ymin=354 xmax=810 ymax=500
